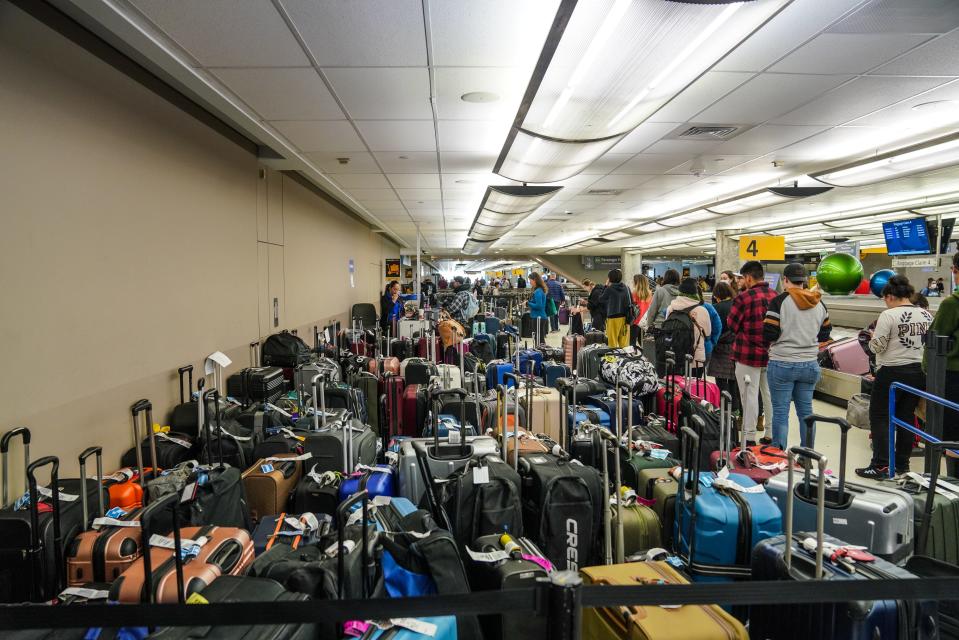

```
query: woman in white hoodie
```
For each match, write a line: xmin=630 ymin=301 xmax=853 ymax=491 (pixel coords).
xmin=664 ymin=278 xmax=712 ymax=375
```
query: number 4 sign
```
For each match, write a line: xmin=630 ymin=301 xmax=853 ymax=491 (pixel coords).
xmin=739 ymin=235 xmax=785 ymax=261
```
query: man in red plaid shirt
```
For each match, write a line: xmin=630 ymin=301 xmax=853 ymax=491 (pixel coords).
xmin=726 ymin=261 xmax=776 ymax=444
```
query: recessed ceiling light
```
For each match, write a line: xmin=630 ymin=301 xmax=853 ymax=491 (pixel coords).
xmin=912 ymin=100 xmax=957 ymax=112
xmin=565 ymin=210 xmax=574 ymax=215
xmin=455 ymin=179 xmax=475 ymax=184
xmin=398 ymin=155 xmax=409 ymax=160
xmin=461 ymin=91 xmax=500 ymax=103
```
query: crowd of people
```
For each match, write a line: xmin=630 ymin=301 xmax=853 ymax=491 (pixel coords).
xmin=378 ymin=255 xmax=959 ymax=478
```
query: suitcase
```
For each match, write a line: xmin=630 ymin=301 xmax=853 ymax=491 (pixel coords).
xmin=764 ymin=415 xmax=914 ymax=563
xmin=496 ymin=332 xmax=514 ymax=360
xmin=643 ymin=467 xmax=679 ymax=550
xmin=518 ymin=385 xmax=564 ymax=444
xmin=399 ymin=318 xmax=427 ymax=340
xmin=562 ymin=334 xmax=586 ymax=371
xmin=585 ymin=330 xmax=607 ymax=345
xmin=401 ymin=383 xmax=425 ymax=437
xmin=250 ymin=511 xmax=330 ymax=556
xmin=628 ymin=420 xmax=681 ymax=459
xmin=241 ymin=454 xmax=304 ymax=523
xmin=291 ymin=465 xmax=340 ymax=517
xmin=710 ymin=390 xmax=790 ymax=481
xmin=578 ymin=344 xmax=613 ymax=380
xmin=390 ymin=337 xmax=413 ymax=362
xmin=483 ymin=315 xmax=501 ymax=335
xmin=584 ymin=391 xmax=644 ymax=433
xmin=542 ymin=362 xmax=570 ymax=389
xmin=642 ymin=335 xmax=658 ymax=374
xmin=486 ymin=360 xmax=515 ymax=389
xmin=821 ymin=336 xmax=870 ymax=375
xmin=883 ymin=470 xmax=959 ymax=564
xmin=751 ymin=447 xmax=936 ymax=640
xmin=680 ymin=353 xmax=720 ymax=407
xmin=369 ymin=355 xmax=400 ymax=378
xmin=149 ymin=575 xmax=317 ymax=640
xmin=303 ymin=418 xmax=377 ymax=475
xmin=253 ymin=426 xmax=308 ymax=460
xmin=517 ymin=349 xmax=543 ymax=377
xmin=581 ymin=562 xmax=748 ymax=639
xmin=423 ymin=414 xmax=476 ymax=439
xmin=395 ymin=434 xmax=499 ymax=506
xmin=674 ymin=419 xmax=783 ymax=582
xmin=383 ymin=374 xmax=407 ymax=440
xmin=568 ymin=405 xmax=611 ymax=432
xmin=338 ymin=464 xmax=395 ymax=502
xmin=680 ymin=389 xmax=722 ymax=469
xmin=226 ymin=366 xmax=285 ymax=405
xmin=402 ymin=358 xmax=438 ymax=385
xmin=67 ymin=418 xmax=154 ymax=587
xmin=435 ymin=363 xmax=463 ymax=390
xmin=468 ymin=534 xmax=549 ymax=640
xmin=170 ymin=364 xmax=200 ymax=435
xmin=109 ymin=492 xmax=254 ymax=603
xmin=351 ymin=371 xmax=380 ymax=432
xmin=417 ymin=334 xmax=444 ymax=363
xmin=520 ymin=312 xmax=534 ymax=339
xmin=555 ymin=377 xmax=607 ymax=404
xmin=294 ymin=359 xmax=342 ymax=396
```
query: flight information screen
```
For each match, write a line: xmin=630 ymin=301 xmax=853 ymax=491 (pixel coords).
xmin=883 ymin=218 xmax=930 ymax=256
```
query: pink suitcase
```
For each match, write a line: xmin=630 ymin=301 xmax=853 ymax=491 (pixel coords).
xmin=825 ymin=337 xmax=869 ymax=375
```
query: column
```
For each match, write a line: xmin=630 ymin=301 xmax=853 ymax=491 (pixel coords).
xmin=621 ymin=249 xmax=643 ymax=279
xmin=714 ymin=230 xmax=739 ymax=276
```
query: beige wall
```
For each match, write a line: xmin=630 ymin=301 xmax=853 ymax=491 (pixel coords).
xmin=0 ymin=3 xmax=397 ymax=490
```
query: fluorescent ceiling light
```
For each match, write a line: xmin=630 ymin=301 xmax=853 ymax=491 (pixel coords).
xmin=634 ymin=222 xmax=668 ymax=233
xmin=603 ymin=231 xmax=633 ymax=241
xmin=660 ymin=211 xmax=721 ymax=227
xmin=494 ymin=0 xmax=792 ymax=183
xmin=911 ymin=202 xmax=959 ymax=216
xmin=811 ymin=133 xmax=959 ymax=188
xmin=463 ymin=185 xmax=561 ymax=253
xmin=706 ymin=186 xmax=831 ymax=215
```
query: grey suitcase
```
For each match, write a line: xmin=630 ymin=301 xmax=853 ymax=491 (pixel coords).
xmin=294 ymin=359 xmax=341 ymax=397
xmin=763 ymin=415 xmax=914 ymax=562
xmin=577 ymin=344 xmax=613 ymax=380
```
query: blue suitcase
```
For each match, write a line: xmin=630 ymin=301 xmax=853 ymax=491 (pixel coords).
xmin=486 ymin=360 xmax=515 ymax=388
xmin=251 ymin=512 xmax=331 ymax=555
xmin=338 ymin=464 xmax=396 ymax=501
xmin=362 ymin=617 xmax=457 ymax=639
xmin=483 ymin=316 xmax=501 ymax=335
xmin=750 ymin=443 xmax=937 ymax=640
xmin=567 ymin=405 xmax=611 ymax=431
xmin=422 ymin=414 xmax=476 ymax=438
xmin=583 ymin=392 xmax=644 ymax=431
xmin=674 ymin=421 xmax=782 ymax=583
xmin=517 ymin=349 xmax=543 ymax=376
xmin=542 ymin=362 xmax=571 ymax=389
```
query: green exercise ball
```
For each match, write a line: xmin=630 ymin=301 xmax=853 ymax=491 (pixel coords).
xmin=817 ymin=253 xmax=865 ymax=295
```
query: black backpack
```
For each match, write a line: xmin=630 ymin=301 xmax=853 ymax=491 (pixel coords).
xmin=262 ymin=331 xmax=312 ymax=368
xmin=655 ymin=304 xmax=702 ymax=370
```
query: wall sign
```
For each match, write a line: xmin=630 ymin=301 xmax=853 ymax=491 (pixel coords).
xmin=892 ymin=256 xmax=940 ymax=268
xmin=739 ymin=235 xmax=785 ymax=261
xmin=385 ymin=259 xmax=400 ymax=278
xmin=348 ymin=258 xmax=355 ymax=289
xmin=404 ymin=267 xmax=413 ymax=279
xmin=582 ymin=255 xmax=621 ymax=270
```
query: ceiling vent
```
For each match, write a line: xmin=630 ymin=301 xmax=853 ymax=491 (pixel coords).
xmin=669 ymin=123 xmax=752 ymax=141
xmin=585 ymin=189 xmax=625 ymax=196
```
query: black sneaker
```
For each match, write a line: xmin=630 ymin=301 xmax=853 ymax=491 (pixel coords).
xmin=855 ymin=465 xmax=889 ymax=480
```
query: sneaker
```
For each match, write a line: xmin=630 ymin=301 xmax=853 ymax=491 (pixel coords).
xmin=855 ymin=465 xmax=889 ymax=480
xmin=894 ymin=464 xmax=911 ymax=477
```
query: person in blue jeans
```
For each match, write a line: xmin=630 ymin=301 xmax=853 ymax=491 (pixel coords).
xmin=528 ymin=271 xmax=550 ymax=340
xmin=762 ymin=263 xmax=832 ymax=448
xmin=546 ymin=273 xmax=566 ymax=332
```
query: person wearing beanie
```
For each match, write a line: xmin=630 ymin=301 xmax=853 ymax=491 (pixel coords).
xmin=763 ymin=263 xmax=831 ymax=449
xmin=600 ymin=269 xmax=633 ymax=348
xmin=664 ymin=277 xmax=712 ymax=374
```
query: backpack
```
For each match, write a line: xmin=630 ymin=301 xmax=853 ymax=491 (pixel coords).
xmin=262 ymin=331 xmax=312 ymax=368
xmin=463 ymin=292 xmax=480 ymax=320
xmin=469 ymin=334 xmax=495 ymax=364
xmin=655 ymin=304 xmax=702 ymax=369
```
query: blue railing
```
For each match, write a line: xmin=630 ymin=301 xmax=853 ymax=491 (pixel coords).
xmin=888 ymin=382 xmax=959 ymax=477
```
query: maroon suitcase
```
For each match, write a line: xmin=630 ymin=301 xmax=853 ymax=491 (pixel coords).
xmin=417 ymin=335 xmax=443 ymax=362
xmin=384 ymin=375 xmax=406 ymax=439
xmin=401 ymin=383 xmax=423 ymax=437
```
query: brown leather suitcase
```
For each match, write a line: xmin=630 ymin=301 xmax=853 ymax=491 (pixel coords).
xmin=369 ymin=356 xmax=400 ymax=377
xmin=581 ymin=562 xmax=748 ymax=639
xmin=241 ymin=454 xmax=303 ymax=523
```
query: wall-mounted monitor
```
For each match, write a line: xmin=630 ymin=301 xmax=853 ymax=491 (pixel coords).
xmin=883 ymin=218 xmax=931 ymax=256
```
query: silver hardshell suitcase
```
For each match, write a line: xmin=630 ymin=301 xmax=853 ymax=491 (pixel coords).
xmin=396 ymin=435 xmax=498 ymax=505
xmin=764 ymin=415 xmax=914 ymax=562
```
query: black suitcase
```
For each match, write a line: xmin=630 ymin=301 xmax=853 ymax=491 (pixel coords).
xmin=303 ymin=419 xmax=377 ymax=475
xmin=226 ymin=366 xmax=285 ymax=405
xmin=169 ymin=364 xmax=199 ymax=434
xmin=555 ymin=377 xmax=607 ymax=404
xmin=291 ymin=467 xmax=340 ymax=516
xmin=585 ymin=330 xmax=607 ymax=345
xmin=496 ymin=332 xmax=514 ymax=359
xmin=628 ymin=421 xmax=681 ymax=458
xmin=122 ymin=393 xmax=197 ymax=470
xmin=404 ymin=358 xmax=438 ymax=386
xmin=520 ymin=312 xmax=534 ymax=339
xmin=0 ymin=431 xmax=107 ymax=604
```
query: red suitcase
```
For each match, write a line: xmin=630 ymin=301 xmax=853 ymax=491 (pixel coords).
xmin=384 ymin=375 xmax=406 ymax=439
xmin=417 ymin=334 xmax=443 ymax=362
xmin=401 ymin=383 xmax=423 ymax=437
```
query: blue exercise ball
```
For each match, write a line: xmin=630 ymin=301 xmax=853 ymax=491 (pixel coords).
xmin=869 ymin=269 xmax=897 ymax=298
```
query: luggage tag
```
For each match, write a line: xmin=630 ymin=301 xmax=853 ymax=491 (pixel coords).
xmin=472 ymin=465 xmax=490 ymax=485
xmin=180 ymin=480 xmax=199 ymax=503
xmin=92 ymin=515 xmax=140 ymax=530
xmin=365 ymin=619 xmax=438 ymax=637
xmin=712 ymin=467 xmax=766 ymax=494
xmin=648 ymin=448 xmax=670 ymax=460
xmin=103 ymin=469 xmax=136 ymax=483
xmin=59 ymin=586 xmax=110 ymax=602
xmin=156 ymin=432 xmax=192 ymax=449
xmin=264 ymin=452 xmax=312 ymax=463
xmin=465 ymin=546 xmax=510 ymax=563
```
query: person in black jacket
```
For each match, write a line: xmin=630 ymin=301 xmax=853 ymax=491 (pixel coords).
xmin=600 ymin=269 xmax=632 ymax=348
xmin=582 ymin=279 xmax=606 ymax=332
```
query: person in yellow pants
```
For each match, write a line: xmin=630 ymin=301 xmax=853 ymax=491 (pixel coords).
xmin=601 ymin=269 xmax=632 ymax=348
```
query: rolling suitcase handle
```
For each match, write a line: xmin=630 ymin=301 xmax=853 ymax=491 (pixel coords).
xmin=201 ymin=388 xmax=227 ymax=470
xmin=664 ymin=351 xmax=677 ymax=429
xmin=26 ymin=456 xmax=63 ymax=601
xmin=802 ymin=415 xmax=851 ymax=505
xmin=336 ymin=490 xmax=370 ymax=600
xmin=310 ymin=373 xmax=329 ymax=431
xmin=785 ymin=446 xmax=827 ymax=579
xmin=132 ymin=399 xmax=159 ymax=486
xmin=1 ymin=426 xmax=30 ymax=508
xmin=717 ymin=390 xmax=733 ymax=469
xmin=410 ymin=440 xmax=454 ymax=533
xmin=77 ymin=446 xmax=104 ymax=530
xmin=139 ymin=492 xmax=186 ymax=605
xmin=678 ymin=419 xmax=705 ymax=569
xmin=249 ymin=341 xmax=260 ymax=367
xmin=177 ymin=365 xmax=194 ymax=405
xmin=597 ymin=426 xmax=617 ymax=565
xmin=503 ymin=373 xmax=521 ymax=471
xmin=613 ymin=378 xmax=631 ymax=564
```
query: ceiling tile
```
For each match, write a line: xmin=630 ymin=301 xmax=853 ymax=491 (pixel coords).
xmin=850 ymin=79 xmax=959 ymax=128
xmin=347 ymin=188 xmax=399 ymax=202
xmin=772 ymin=76 xmax=949 ymax=126
xmin=873 ymin=30 xmax=959 ymax=76
xmin=437 ymin=120 xmax=511 ymax=152
xmin=650 ymin=72 xmax=756 ymax=123
xmin=210 ymin=68 xmax=341 ymax=120
xmin=428 ymin=0 xmax=559 ymax=67
xmin=387 ymin=174 xmax=441 ymax=189
xmin=712 ymin=124 xmax=826 ymax=155
xmin=439 ymin=152 xmax=497 ymax=173
xmin=280 ymin=0 xmax=426 ymax=66
xmin=325 ymin=68 xmax=431 ymax=120
xmin=774 ymin=125 xmax=892 ymax=161
xmin=642 ymin=138 xmax=724 ymax=155
xmin=582 ymin=154 xmax=634 ymax=174
xmin=586 ymin=175 xmax=657 ymax=190
xmin=131 ymin=0 xmax=309 ymax=66
xmin=696 ymin=73 xmax=852 ymax=124
xmin=665 ymin=155 xmax=759 ymax=176
xmin=434 ymin=68 xmax=527 ymax=121
xmin=610 ymin=122 xmax=680 ymax=153
xmin=612 ymin=155 xmax=688 ymax=174
xmin=270 ymin=120 xmax=365 ymax=152
xmin=827 ymin=0 xmax=959 ymax=35
xmin=396 ymin=188 xmax=442 ymax=201
xmin=770 ymin=33 xmax=933 ymax=74
xmin=356 ymin=121 xmax=436 ymax=152
xmin=374 ymin=152 xmax=439 ymax=173
xmin=332 ymin=173 xmax=390 ymax=189
xmin=714 ymin=0 xmax=869 ymax=72
xmin=305 ymin=151 xmax=380 ymax=173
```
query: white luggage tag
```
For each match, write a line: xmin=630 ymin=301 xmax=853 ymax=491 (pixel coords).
xmin=264 ymin=452 xmax=313 ymax=463
xmin=15 ymin=485 xmax=80 ymax=509
xmin=92 ymin=516 xmax=141 ymax=530
xmin=904 ymin=471 xmax=959 ymax=499
xmin=265 ymin=403 xmax=293 ymax=418
xmin=366 ymin=619 xmax=438 ymax=637
xmin=60 ymin=587 xmax=110 ymax=601
xmin=464 ymin=546 xmax=510 ymax=563
xmin=155 ymin=432 xmax=193 ymax=449
xmin=472 ymin=466 xmax=490 ymax=485
xmin=712 ymin=467 xmax=766 ymax=494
